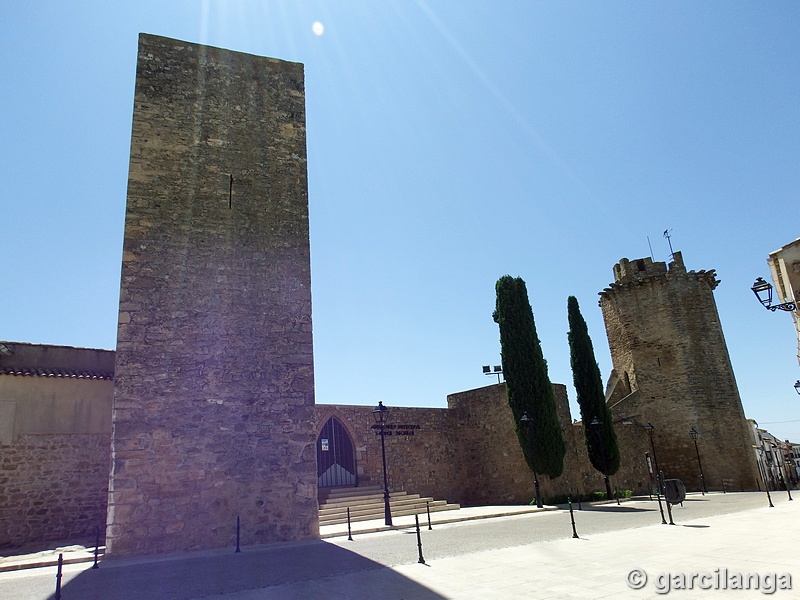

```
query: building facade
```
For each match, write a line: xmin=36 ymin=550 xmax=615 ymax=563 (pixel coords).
xmin=766 ymin=237 xmax=800 ymax=364
xmin=0 ymin=343 xmax=113 ymax=547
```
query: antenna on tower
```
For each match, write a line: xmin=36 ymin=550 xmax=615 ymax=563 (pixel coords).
xmin=663 ymin=229 xmax=674 ymax=261
xmin=647 ymin=236 xmax=654 ymax=260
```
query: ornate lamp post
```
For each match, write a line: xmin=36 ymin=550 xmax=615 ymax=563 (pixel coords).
xmin=794 ymin=380 xmax=800 ymax=396
xmin=590 ymin=417 xmax=613 ymax=500
xmin=751 ymin=277 xmax=796 ymax=312
xmin=519 ymin=412 xmax=542 ymax=508
xmin=373 ymin=401 xmax=393 ymax=526
xmin=688 ymin=428 xmax=707 ymax=495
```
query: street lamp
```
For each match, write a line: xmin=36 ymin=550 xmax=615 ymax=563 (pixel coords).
xmin=771 ymin=443 xmax=793 ymax=501
xmin=644 ymin=423 xmax=669 ymax=524
xmin=373 ymin=401 xmax=393 ymax=526
xmin=519 ymin=412 xmax=543 ymax=508
xmin=794 ymin=380 xmax=800 ymax=396
xmin=751 ymin=277 xmax=796 ymax=312
xmin=688 ymin=428 xmax=708 ymax=495
xmin=755 ymin=442 xmax=775 ymax=508
xmin=643 ymin=423 xmax=660 ymax=473
xmin=590 ymin=417 xmax=613 ymax=500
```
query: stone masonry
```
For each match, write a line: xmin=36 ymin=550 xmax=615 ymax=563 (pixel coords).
xmin=0 ymin=434 xmax=110 ymax=548
xmin=600 ymin=252 xmax=760 ymax=492
xmin=107 ymin=34 xmax=317 ymax=556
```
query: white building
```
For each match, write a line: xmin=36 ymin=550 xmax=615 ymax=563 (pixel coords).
xmin=766 ymin=237 xmax=800 ymax=364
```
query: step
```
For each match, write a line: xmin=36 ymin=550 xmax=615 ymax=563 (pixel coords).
xmin=320 ymin=492 xmax=419 ymax=511
xmin=319 ymin=500 xmax=454 ymax=520
xmin=319 ymin=495 xmax=430 ymax=518
xmin=319 ymin=501 xmax=461 ymax=526
xmin=319 ymin=486 xmax=383 ymax=502
xmin=319 ymin=498 xmax=453 ymax=521
xmin=318 ymin=486 xmax=461 ymax=527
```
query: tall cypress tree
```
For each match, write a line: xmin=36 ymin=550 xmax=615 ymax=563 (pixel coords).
xmin=567 ymin=295 xmax=620 ymax=498
xmin=493 ymin=276 xmax=566 ymax=490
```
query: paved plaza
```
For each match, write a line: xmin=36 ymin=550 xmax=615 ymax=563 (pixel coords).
xmin=0 ymin=492 xmax=796 ymax=599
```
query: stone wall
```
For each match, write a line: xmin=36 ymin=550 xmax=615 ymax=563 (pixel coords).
xmin=444 ymin=384 xmax=652 ymax=504
xmin=600 ymin=252 xmax=761 ymax=491
xmin=108 ymin=34 xmax=317 ymax=556
xmin=0 ymin=434 xmax=110 ymax=548
xmin=316 ymin=384 xmax=655 ymax=509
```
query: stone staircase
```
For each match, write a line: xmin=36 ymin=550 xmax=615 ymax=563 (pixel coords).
xmin=318 ymin=486 xmax=461 ymax=526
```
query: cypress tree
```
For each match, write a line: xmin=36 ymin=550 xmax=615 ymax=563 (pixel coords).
xmin=493 ymin=276 xmax=566 ymax=492
xmin=567 ymin=295 xmax=620 ymax=498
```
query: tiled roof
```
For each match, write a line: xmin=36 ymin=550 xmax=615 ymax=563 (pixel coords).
xmin=0 ymin=367 xmax=114 ymax=380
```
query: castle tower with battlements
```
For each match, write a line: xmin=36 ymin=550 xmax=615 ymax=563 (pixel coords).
xmin=599 ymin=252 xmax=760 ymax=492
xmin=107 ymin=34 xmax=318 ymax=556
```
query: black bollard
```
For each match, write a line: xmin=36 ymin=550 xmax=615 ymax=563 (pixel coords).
xmin=347 ymin=507 xmax=353 ymax=541
xmin=615 ymin=487 xmax=620 ymax=506
xmin=655 ymin=486 xmax=667 ymax=525
xmin=568 ymin=497 xmax=579 ymax=539
xmin=666 ymin=500 xmax=676 ymax=525
xmin=55 ymin=553 xmax=63 ymax=600
xmin=235 ymin=516 xmax=241 ymax=553
xmin=426 ymin=501 xmax=432 ymax=530
xmin=415 ymin=514 xmax=425 ymax=564
xmin=659 ymin=472 xmax=675 ymax=525
xmin=92 ymin=526 xmax=100 ymax=569
xmin=576 ymin=491 xmax=582 ymax=510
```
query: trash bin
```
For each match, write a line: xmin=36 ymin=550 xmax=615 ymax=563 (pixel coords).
xmin=663 ymin=479 xmax=686 ymax=504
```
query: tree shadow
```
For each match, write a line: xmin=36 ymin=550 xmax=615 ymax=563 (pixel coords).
xmin=577 ymin=505 xmax=653 ymax=513
xmin=50 ymin=539 xmax=445 ymax=600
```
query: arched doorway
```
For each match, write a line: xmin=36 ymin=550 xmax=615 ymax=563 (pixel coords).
xmin=317 ymin=416 xmax=357 ymax=487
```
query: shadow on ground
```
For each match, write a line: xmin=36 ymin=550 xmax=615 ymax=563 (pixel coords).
xmin=55 ymin=539 xmax=445 ymax=600
xmin=0 ymin=536 xmax=96 ymax=560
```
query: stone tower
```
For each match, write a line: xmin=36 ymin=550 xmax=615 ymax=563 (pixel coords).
xmin=599 ymin=252 xmax=760 ymax=492
xmin=107 ymin=34 xmax=318 ymax=556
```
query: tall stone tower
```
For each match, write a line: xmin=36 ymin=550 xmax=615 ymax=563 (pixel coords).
xmin=599 ymin=252 xmax=759 ymax=492
xmin=107 ymin=34 xmax=318 ymax=556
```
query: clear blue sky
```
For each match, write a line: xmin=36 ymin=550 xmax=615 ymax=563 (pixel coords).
xmin=3 ymin=2 xmax=799 ymax=441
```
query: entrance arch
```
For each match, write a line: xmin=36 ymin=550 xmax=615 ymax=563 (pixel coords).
xmin=317 ymin=416 xmax=357 ymax=487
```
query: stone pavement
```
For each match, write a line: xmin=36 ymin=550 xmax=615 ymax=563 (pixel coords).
xmin=0 ymin=492 xmax=796 ymax=599
xmin=0 ymin=504 xmax=555 ymax=573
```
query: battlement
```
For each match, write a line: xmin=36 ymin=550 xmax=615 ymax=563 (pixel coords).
xmin=612 ymin=251 xmax=687 ymax=283
xmin=601 ymin=251 xmax=718 ymax=298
